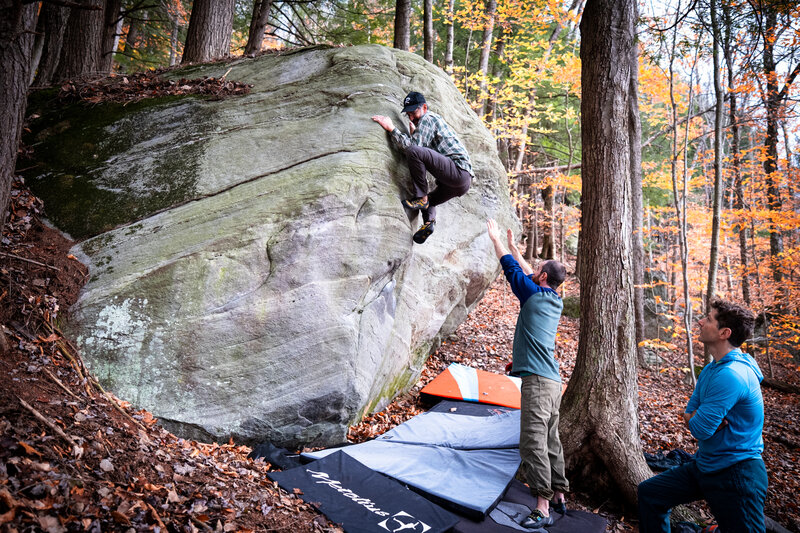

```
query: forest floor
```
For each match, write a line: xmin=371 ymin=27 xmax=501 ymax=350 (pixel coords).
xmin=2 ymin=178 xmax=799 ymax=532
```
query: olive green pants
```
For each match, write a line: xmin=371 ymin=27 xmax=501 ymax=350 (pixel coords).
xmin=520 ymin=374 xmax=569 ymax=500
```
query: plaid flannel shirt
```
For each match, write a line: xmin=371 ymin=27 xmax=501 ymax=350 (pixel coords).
xmin=390 ymin=111 xmax=474 ymax=176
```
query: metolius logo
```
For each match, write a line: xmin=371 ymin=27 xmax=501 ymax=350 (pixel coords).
xmin=306 ymin=469 xmax=390 ymax=517
xmin=378 ymin=511 xmax=432 ymax=533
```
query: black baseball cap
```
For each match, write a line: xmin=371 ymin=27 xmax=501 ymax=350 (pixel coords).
xmin=402 ymin=91 xmax=426 ymax=113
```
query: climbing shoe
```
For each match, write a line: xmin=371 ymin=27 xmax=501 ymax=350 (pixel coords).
xmin=413 ymin=220 xmax=435 ymax=244
xmin=550 ymin=499 xmax=567 ymax=515
xmin=403 ymin=196 xmax=429 ymax=210
xmin=520 ymin=509 xmax=553 ymax=529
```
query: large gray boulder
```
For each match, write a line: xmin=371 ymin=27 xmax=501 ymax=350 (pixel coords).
xmin=26 ymin=45 xmax=519 ymax=448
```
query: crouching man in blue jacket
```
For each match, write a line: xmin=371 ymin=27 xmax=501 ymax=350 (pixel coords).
xmin=638 ymin=299 xmax=766 ymax=533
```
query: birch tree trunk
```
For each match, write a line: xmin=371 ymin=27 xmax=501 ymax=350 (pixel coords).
xmin=393 ymin=0 xmax=411 ymax=51
xmin=182 ymin=0 xmax=235 ymax=63
xmin=560 ymin=0 xmax=651 ymax=505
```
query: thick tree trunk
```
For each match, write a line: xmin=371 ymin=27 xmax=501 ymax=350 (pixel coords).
xmin=54 ymin=0 xmax=104 ymax=81
xmin=444 ymin=0 xmax=455 ymax=73
xmin=560 ymin=0 xmax=650 ymax=506
xmin=628 ymin=27 xmax=646 ymax=367
xmin=706 ymin=0 xmax=724 ymax=315
xmin=1 ymin=1 xmax=37 ymax=237
xmin=477 ymin=0 xmax=497 ymax=117
xmin=99 ymin=0 xmax=123 ymax=75
xmin=245 ymin=0 xmax=273 ymax=56
xmin=182 ymin=0 xmax=234 ymax=64
xmin=423 ymin=0 xmax=434 ymax=62
xmin=393 ymin=0 xmax=411 ymax=51
xmin=32 ymin=3 xmax=68 ymax=87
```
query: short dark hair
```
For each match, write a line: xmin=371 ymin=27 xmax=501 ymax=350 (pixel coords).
xmin=541 ymin=260 xmax=566 ymax=289
xmin=710 ymin=298 xmax=755 ymax=347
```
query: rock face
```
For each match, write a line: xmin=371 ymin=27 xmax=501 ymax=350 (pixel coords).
xmin=25 ymin=45 xmax=519 ymax=448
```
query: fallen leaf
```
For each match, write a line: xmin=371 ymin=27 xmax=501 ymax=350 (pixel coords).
xmin=18 ymin=440 xmax=42 ymax=457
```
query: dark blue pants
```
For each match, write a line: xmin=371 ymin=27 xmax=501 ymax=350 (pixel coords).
xmin=406 ymin=144 xmax=471 ymax=222
xmin=637 ymin=458 xmax=767 ymax=533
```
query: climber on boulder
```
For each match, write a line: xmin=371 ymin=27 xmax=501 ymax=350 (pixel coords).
xmin=372 ymin=91 xmax=474 ymax=244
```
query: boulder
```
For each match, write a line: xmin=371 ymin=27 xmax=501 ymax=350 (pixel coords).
xmin=24 ymin=45 xmax=519 ymax=448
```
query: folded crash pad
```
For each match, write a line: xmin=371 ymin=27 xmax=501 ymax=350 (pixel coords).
xmin=269 ymin=451 xmax=459 ymax=533
xmin=428 ymin=399 xmax=517 ymax=417
xmin=421 ymin=363 xmax=522 ymax=408
xmin=302 ymin=409 xmax=522 ymax=518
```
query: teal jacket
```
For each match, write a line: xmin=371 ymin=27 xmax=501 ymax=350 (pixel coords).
xmin=500 ymin=255 xmax=562 ymax=383
xmin=686 ymin=348 xmax=764 ymax=473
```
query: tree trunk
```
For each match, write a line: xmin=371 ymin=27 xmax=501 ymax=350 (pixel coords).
xmin=1 ymin=1 xmax=38 ymax=237
xmin=32 ymin=3 xmax=68 ymax=87
xmin=525 ymin=191 xmax=538 ymax=263
xmin=169 ymin=15 xmax=179 ymax=66
xmin=123 ymin=13 xmax=141 ymax=55
xmin=705 ymin=0 xmax=724 ymax=317
xmin=628 ymin=32 xmax=647 ymax=368
xmin=29 ymin=13 xmax=46 ymax=85
xmin=245 ymin=0 xmax=273 ymax=56
xmin=444 ymin=0 xmax=455 ymax=73
xmin=722 ymin=0 xmax=750 ymax=305
xmin=54 ymin=0 xmax=104 ymax=81
xmin=99 ymin=0 xmax=123 ymax=75
xmin=560 ymin=0 xmax=650 ymax=506
xmin=477 ymin=0 xmax=497 ymax=117
xmin=423 ymin=0 xmax=434 ymax=62
xmin=761 ymin=7 xmax=785 ymax=299
xmin=540 ymin=184 xmax=555 ymax=259
xmin=487 ymin=30 xmax=505 ymax=127
xmin=182 ymin=0 xmax=235 ymax=64
xmin=393 ymin=0 xmax=411 ymax=51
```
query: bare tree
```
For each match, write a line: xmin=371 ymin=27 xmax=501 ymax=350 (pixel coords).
xmin=393 ymin=0 xmax=411 ymax=51
xmin=182 ymin=0 xmax=235 ymax=63
xmin=560 ymin=0 xmax=651 ymax=505
xmin=245 ymin=0 xmax=273 ymax=56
